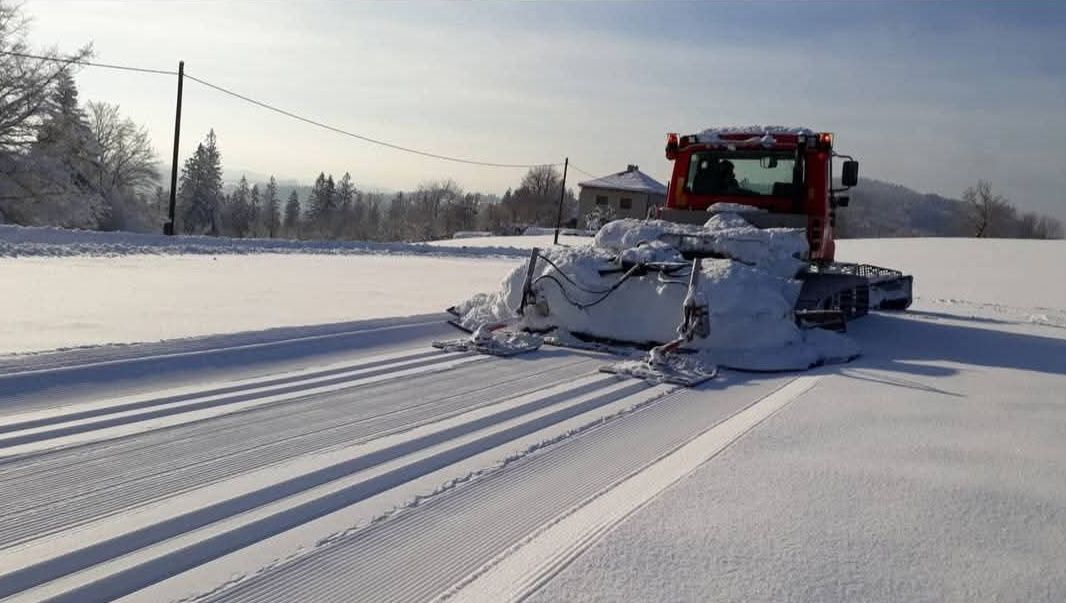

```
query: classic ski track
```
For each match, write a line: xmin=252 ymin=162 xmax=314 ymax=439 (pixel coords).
xmin=0 ymin=346 xmax=448 ymax=434
xmin=0 ymin=316 xmax=446 ymax=378
xmin=0 ymin=354 xmax=601 ymax=549
xmin=0 ymin=371 xmax=650 ymax=602
xmin=0 ymin=350 xmax=473 ymax=448
xmin=189 ymin=376 xmax=797 ymax=603
xmin=445 ymin=376 xmax=822 ymax=603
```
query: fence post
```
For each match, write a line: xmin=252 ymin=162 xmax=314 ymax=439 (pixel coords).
xmin=164 ymin=60 xmax=184 ymax=235
xmin=553 ymin=157 xmax=569 ymax=245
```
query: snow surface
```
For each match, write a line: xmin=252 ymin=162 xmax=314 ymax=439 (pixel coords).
xmin=0 ymin=254 xmax=518 ymax=355
xmin=0 ymin=224 xmax=530 ymax=259
xmin=427 ymin=233 xmax=592 ymax=250
xmin=0 ymin=227 xmax=1063 ymax=602
xmin=529 ymin=294 xmax=1066 ymax=602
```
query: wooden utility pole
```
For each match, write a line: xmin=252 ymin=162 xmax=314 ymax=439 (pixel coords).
xmin=553 ymin=157 xmax=569 ymax=245
xmin=164 ymin=60 xmax=184 ymax=235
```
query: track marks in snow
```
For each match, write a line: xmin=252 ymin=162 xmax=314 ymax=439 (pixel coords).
xmin=0 ymin=347 xmax=662 ymax=602
xmin=0 ymin=349 xmax=484 ymax=457
xmin=191 ymin=376 xmax=799 ymax=603
xmin=445 ymin=376 xmax=821 ymax=602
xmin=1 ymin=325 xmax=807 ymax=603
xmin=0 ymin=353 xmax=600 ymax=550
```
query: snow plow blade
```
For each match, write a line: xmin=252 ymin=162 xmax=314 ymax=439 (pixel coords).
xmin=432 ymin=326 xmax=543 ymax=357
xmin=600 ymin=355 xmax=718 ymax=387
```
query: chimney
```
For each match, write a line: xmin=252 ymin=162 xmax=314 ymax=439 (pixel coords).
xmin=626 ymin=164 xmax=638 ymax=173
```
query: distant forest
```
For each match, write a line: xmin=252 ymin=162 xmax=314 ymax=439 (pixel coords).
xmin=838 ymin=178 xmax=1062 ymax=240
xmin=1 ymin=1 xmax=1060 ymax=241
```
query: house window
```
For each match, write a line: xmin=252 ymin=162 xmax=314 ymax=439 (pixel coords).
xmin=619 ymin=197 xmax=632 ymax=210
xmin=595 ymin=195 xmax=608 ymax=207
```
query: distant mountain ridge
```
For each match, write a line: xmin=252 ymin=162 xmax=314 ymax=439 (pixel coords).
xmin=837 ymin=178 xmax=970 ymax=238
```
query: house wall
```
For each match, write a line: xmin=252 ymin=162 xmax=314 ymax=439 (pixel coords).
xmin=577 ymin=187 xmax=665 ymax=229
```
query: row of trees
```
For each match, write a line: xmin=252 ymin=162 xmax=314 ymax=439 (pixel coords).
xmin=963 ymin=180 xmax=1063 ymax=239
xmin=835 ymin=178 xmax=1062 ymax=240
xmin=172 ymin=128 xmax=576 ymax=241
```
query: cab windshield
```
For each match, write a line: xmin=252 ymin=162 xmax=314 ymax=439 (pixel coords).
xmin=685 ymin=151 xmax=798 ymax=197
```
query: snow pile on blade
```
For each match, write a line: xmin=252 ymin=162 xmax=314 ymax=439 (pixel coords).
xmin=452 ymin=215 xmax=858 ymax=371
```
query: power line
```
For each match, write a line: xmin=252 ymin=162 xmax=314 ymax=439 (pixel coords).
xmin=1 ymin=49 xmax=561 ymax=169
xmin=183 ymin=72 xmax=557 ymax=169
xmin=568 ymin=163 xmax=598 ymax=179
xmin=0 ymin=49 xmax=179 ymax=76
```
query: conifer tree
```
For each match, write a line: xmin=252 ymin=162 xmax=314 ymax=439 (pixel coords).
xmin=263 ymin=176 xmax=280 ymax=238
xmin=336 ymin=172 xmax=356 ymax=238
xmin=177 ymin=130 xmax=223 ymax=234
xmin=249 ymin=183 xmax=261 ymax=237
xmin=283 ymin=189 xmax=300 ymax=236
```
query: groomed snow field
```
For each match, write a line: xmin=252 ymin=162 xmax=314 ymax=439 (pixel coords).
xmin=0 ymin=223 xmax=1063 ymax=602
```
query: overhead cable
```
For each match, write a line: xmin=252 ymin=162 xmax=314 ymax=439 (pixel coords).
xmin=0 ymin=49 xmax=178 ymax=76
xmin=0 ymin=49 xmax=566 ymax=170
xmin=184 ymin=72 xmax=558 ymax=169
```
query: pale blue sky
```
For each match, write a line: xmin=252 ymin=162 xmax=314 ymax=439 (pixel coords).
xmin=22 ymin=0 xmax=1066 ymax=221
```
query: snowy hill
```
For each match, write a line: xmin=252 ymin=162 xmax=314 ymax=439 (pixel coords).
xmin=838 ymin=178 xmax=971 ymax=238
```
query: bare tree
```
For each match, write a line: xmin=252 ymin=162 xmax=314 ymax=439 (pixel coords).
xmin=963 ymin=180 xmax=1015 ymax=238
xmin=0 ymin=1 xmax=92 ymax=150
xmin=86 ymin=101 xmax=159 ymax=194
xmin=1035 ymin=215 xmax=1064 ymax=239
xmin=412 ymin=179 xmax=462 ymax=240
xmin=509 ymin=165 xmax=563 ymax=226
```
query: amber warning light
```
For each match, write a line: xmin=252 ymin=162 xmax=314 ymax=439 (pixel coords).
xmin=665 ymin=132 xmax=680 ymax=160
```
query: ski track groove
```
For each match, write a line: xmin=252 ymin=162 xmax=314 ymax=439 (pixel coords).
xmin=0 ymin=324 xmax=793 ymax=603
xmin=0 ymin=348 xmax=446 ymax=435
xmin=198 ymin=382 xmax=765 ymax=603
xmin=0 ymin=352 xmax=485 ymax=453
xmin=0 ymin=355 xmax=600 ymax=548
xmin=0 ymin=374 xmax=646 ymax=602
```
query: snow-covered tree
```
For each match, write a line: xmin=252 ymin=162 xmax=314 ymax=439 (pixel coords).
xmin=14 ymin=70 xmax=109 ymax=228
xmin=86 ymin=101 xmax=159 ymax=195
xmin=177 ymin=130 xmax=223 ymax=234
xmin=222 ymin=175 xmax=252 ymax=237
xmin=0 ymin=1 xmax=92 ymax=151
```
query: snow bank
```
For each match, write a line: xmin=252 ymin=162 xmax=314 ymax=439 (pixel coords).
xmin=0 ymin=224 xmax=529 ymax=259
xmin=521 ymin=226 xmax=595 ymax=237
xmin=453 ymin=216 xmax=857 ymax=371
xmin=450 ymin=231 xmax=494 ymax=239
xmin=707 ymin=202 xmax=767 ymax=214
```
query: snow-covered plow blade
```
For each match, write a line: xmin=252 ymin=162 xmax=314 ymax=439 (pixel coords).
xmin=600 ymin=354 xmax=718 ymax=387
xmin=432 ymin=324 xmax=543 ymax=357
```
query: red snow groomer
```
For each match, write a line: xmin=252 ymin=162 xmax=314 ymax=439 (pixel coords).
xmin=659 ymin=127 xmax=913 ymax=328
